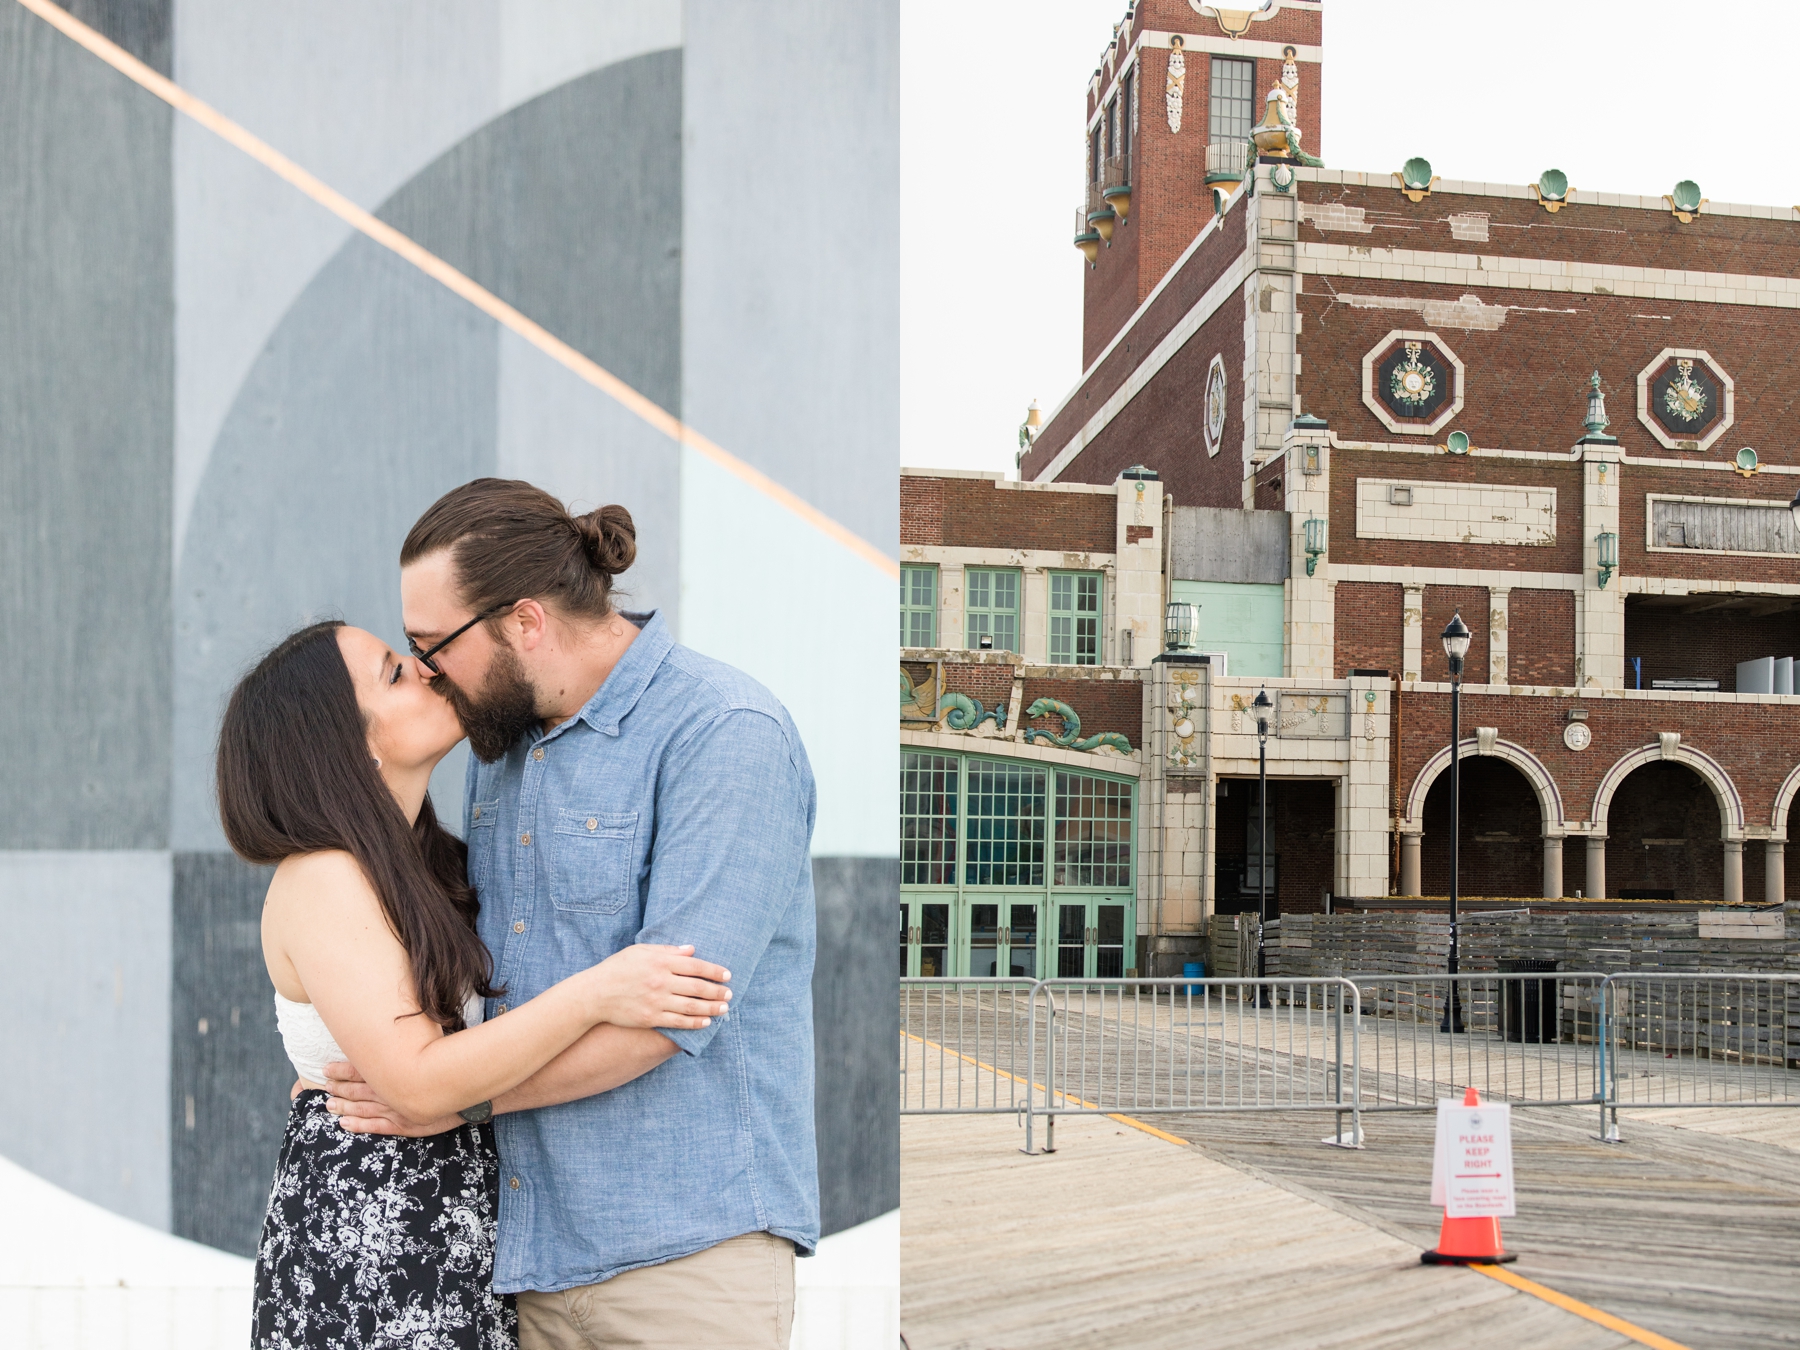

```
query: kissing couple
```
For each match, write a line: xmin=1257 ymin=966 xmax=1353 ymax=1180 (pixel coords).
xmin=219 ymin=479 xmax=817 ymax=1349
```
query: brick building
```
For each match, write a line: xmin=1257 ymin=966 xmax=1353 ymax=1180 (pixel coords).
xmin=904 ymin=0 xmax=1800 ymax=979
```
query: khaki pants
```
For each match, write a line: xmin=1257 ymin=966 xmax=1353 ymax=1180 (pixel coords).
xmin=516 ymin=1231 xmax=795 ymax=1350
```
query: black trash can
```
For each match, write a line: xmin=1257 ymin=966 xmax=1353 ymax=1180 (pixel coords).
xmin=1500 ymin=959 xmax=1559 ymax=1043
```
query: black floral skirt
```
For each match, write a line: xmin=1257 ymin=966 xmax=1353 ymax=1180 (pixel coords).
xmin=253 ymin=1090 xmax=518 ymax=1349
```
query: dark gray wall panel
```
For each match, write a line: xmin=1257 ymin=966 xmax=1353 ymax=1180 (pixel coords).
xmin=378 ymin=51 xmax=684 ymax=417
xmin=0 ymin=4 xmax=171 ymax=847
xmin=63 ymin=0 xmax=171 ymax=73
xmin=171 ymin=240 xmax=497 ymax=850
xmin=811 ymin=856 xmax=899 ymax=1237
xmin=171 ymin=851 xmax=289 ymax=1255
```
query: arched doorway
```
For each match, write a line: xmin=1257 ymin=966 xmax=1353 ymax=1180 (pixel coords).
xmin=1419 ymin=757 xmax=1543 ymax=898
xmin=1604 ymin=761 xmax=1725 ymax=901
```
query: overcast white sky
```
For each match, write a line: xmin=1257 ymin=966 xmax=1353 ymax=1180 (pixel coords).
xmin=899 ymin=1 xmax=1800 ymax=478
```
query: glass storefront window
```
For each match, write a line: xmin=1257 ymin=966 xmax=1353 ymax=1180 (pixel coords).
xmin=964 ymin=759 xmax=1046 ymax=887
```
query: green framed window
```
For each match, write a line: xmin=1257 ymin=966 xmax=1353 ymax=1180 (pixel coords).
xmin=1049 ymin=571 xmax=1102 ymax=665
xmin=963 ymin=758 xmax=1046 ymax=887
xmin=1054 ymin=771 xmax=1134 ymax=889
xmin=901 ymin=564 xmax=937 ymax=648
xmin=965 ymin=568 xmax=1020 ymax=653
xmin=900 ymin=752 xmax=958 ymax=886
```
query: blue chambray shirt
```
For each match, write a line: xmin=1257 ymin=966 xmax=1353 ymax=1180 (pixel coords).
xmin=462 ymin=610 xmax=819 ymax=1294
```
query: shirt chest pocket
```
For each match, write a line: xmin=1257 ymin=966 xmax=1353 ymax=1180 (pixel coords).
xmin=467 ymin=799 xmax=500 ymax=894
xmin=550 ymin=809 xmax=639 ymax=915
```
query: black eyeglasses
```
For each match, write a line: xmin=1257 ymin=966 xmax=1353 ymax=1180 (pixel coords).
xmin=408 ymin=600 xmax=520 ymax=674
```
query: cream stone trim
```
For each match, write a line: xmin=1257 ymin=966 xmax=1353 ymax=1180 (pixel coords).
xmin=1625 ymin=576 xmax=1800 ymax=598
xmin=1635 ymin=348 xmax=1734 ymax=453
xmin=902 ymin=546 xmax=1116 ymax=570
xmin=1139 ymin=30 xmax=1322 ymax=62
xmin=1300 ymin=241 xmax=1800 ymax=311
xmin=1770 ymin=762 xmax=1800 ymax=836
xmin=900 ymin=728 xmax=1143 ymax=777
xmin=1034 ymin=251 xmax=1254 ymax=483
xmin=1330 ymin=564 xmax=1579 ymax=591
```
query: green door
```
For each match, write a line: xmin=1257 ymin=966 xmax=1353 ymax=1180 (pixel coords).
xmin=1054 ymin=898 xmax=1135 ymax=978
xmin=966 ymin=899 xmax=1042 ymax=978
xmin=901 ymin=899 xmax=951 ymax=977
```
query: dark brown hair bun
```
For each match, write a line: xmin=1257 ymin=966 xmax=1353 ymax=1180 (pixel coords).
xmin=574 ymin=504 xmax=636 ymax=576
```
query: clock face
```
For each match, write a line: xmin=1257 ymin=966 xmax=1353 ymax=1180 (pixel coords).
xmin=1563 ymin=722 xmax=1591 ymax=752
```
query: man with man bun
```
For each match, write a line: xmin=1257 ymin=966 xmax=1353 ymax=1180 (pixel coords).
xmin=325 ymin=478 xmax=817 ymax=1348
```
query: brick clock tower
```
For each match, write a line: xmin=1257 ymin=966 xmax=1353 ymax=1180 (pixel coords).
xmin=1076 ymin=0 xmax=1322 ymax=369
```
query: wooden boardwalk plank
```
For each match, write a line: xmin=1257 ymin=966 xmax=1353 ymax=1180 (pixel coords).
xmin=902 ymin=1047 xmax=1637 ymax=1349
xmin=1158 ymin=1106 xmax=1800 ymax=1350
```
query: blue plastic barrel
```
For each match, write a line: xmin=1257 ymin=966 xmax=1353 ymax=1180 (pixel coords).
xmin=1183 ymin=961 xmax=1205 ymax=996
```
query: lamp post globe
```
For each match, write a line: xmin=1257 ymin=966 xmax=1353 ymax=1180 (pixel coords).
xmin=1439 ymin=612 xmax=1469 ymax=1032
xmin=1252 ymin=688 xmax=1273 ymax=1001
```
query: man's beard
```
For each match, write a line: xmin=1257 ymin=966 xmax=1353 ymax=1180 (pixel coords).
xmin=439 ymin=642 xmax=541 ymax=763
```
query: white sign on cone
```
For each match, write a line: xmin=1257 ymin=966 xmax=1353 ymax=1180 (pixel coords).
xmin=1429 ymin=1098 xmax=1515 ymax=1217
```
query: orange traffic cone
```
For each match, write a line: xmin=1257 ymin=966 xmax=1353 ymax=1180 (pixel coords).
xmin=1421 ymin=1087 xmax=1517 ymax=1265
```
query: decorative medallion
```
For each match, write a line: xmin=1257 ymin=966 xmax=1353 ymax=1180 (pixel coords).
xmin=1563 ymin=722 xmax=1591 ymax=752
xmin=1361 ymin=330 xmax=1465 ymax=435
xmin=1203 ymin=353 xmax=1228 ymax=457
xmin=1169 ymin=672 xmax=1203 ymax=770
xmin=1635 ymin=348 xmax=1733 ymax=453
xmin=1165 ymin=36 xmax=1185 ymax=134
xmin=1270 ymin=162 xmax=1295 ymax=193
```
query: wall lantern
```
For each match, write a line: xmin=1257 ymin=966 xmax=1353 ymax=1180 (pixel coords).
xmin=1164 ymin=601 xmax=1198 ymax=653
xmin=1788 ymin=487 xmax=1800 ymax=535
xmin=1595 ymin=530 xmax=1619 ymax=589
xmin=1303 ymin=515 xmax=1326 ymax=576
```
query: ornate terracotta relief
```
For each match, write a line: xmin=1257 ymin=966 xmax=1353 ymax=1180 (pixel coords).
xmin=1636 ymin=348 xmax=1734 ymax=453
xmin=1360 ymin=330 xmax=1465 ymax=436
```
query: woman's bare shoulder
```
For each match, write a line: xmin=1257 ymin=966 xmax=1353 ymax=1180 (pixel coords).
xmin=267 ymin=850 xmax=380 ymax=918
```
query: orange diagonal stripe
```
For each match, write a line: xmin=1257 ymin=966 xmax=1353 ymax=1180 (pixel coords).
xmin=16 ymin=0 xmax=897 ymax=582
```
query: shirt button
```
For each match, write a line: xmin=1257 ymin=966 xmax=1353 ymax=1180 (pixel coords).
xmin=532 ymin=747 xmax=544 ymax=761
xmin=509 ymin=1176 xmax=520 ymax=1190
xmin=473 ymin=807 xmax=482 ymax=820
xmin=585 ymin=818 xmax=598 ymax=831
xmin=520 ymin=832 xmax=531 ymax=846
xmin=497 ymin=1002 xmax=508 ymax=1013
xmin=513 ymin=921 xmax=525 ymax=934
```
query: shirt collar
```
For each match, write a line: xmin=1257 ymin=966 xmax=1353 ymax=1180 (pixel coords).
xmin=550 ymin=610 xmax=671 ymax=740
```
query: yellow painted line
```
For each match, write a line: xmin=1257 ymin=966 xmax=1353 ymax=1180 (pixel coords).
xmin=1470 ymin=1264 xmax=1692 ymax=1350
xmin=17 ymin=0 xmax=897 ymax=582
xmin=902 ymin=1031 xmax=1194 ymax=1147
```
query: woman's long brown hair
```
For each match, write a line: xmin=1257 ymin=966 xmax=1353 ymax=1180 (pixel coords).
xmin=216 ymin=620 xmax=499 ymax=1029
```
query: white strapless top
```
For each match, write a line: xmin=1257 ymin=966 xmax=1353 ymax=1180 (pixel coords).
xmin=275 ymin=991 xmax=484 ymax=1086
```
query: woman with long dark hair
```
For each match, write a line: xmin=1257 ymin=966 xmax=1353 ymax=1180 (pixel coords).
xmin=218 ymin=620 xmax=730 ymax=1349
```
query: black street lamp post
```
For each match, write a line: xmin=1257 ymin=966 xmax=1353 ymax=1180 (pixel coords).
xmin=1253 ymin=687 xmax=1272 ymax=1003
xmin=1440 ymin=612 xmax=1471 ymax=1034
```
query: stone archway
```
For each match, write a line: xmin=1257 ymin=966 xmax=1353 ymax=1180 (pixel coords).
xmin=1585 ymin=741 xmax=1746 ymax=902
xmin=1398 ymin=737 xmax=1567 ymax=897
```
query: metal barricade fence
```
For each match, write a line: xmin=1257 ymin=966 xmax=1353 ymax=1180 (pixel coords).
xmin=901 ymin=971 xmax=1800 ymax=1150
xmin=1025 ymin=977 xmax=1362 ymax=1154
xmin=1351 ymin=973 xmax=1609 ymax=1113
xmin=899 ymin=979 xmax=1040 ymax=1116
xmin=1597 ymin=972 xmax=1800 ymax=1140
